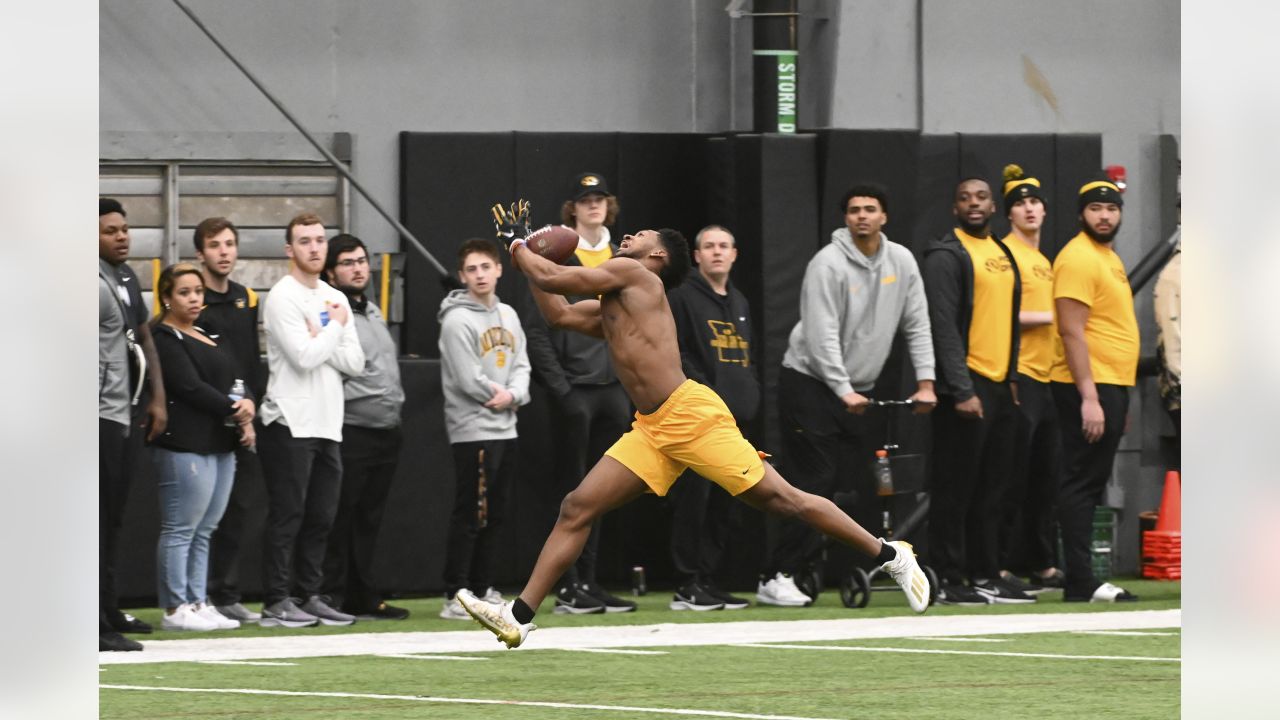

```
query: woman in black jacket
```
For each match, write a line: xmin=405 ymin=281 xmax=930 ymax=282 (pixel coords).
xmin=149 ymin=263 xmax=256 ymax=632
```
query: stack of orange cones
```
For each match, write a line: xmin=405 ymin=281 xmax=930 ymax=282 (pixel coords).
xmin=1142 ymin=471 xmax=1182 ymax=580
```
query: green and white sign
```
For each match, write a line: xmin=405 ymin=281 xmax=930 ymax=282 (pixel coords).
xmin=776 ymin=52 xmax=797 ymax=133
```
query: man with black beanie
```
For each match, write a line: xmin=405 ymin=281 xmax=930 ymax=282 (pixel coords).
xmin=1050 ymin=177 xmax=1140 ymax=603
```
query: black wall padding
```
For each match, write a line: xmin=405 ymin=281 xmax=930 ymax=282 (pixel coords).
xmin=959 ymin=134 xmax=1056 ymax=242
xmin=400 ymin=132 xmax=516 ymax=356
xmin=912 ymin=134 xmax=961 ymax=250
xmin=817 ymin=130 xmax=924 ymax=254
xmin=1050 ymin=134 xmax=1104 ymax=261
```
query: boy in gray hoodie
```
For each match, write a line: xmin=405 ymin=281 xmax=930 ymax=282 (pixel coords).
xmin=437 ymin=238 xmax=532 ymax=619
xmin=766 ymin=183 xmax=935 ymax=606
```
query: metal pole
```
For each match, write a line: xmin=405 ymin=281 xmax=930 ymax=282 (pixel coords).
xmin=169 ymin=0 xmax=449 ymax=279
xmin=1127 ymin=227 xmax=1180 ymax=295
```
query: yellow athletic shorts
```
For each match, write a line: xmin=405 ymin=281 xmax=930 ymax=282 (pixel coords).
xmin=605 ymin=379 xmax=765 ymax=497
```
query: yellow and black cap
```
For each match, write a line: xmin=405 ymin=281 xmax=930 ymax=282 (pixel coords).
xmin=1002 ymin=164 xmax=1044 ymax=210
xmin=1078 ymin=176 xmax=1124 ymax=212
xmin=569 ymin=172 xmax=612 ymax=201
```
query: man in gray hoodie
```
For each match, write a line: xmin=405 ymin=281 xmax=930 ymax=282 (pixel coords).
xmin=437 ymin=238 xmax=532 ymax=620
xmin=321 ymin=234 xmax=409 ymax=620
xmin=767 ymin=183 xmax=936 ymax=607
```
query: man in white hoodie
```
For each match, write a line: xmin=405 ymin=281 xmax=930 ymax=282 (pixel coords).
xmin=764 ymin=183 xmax=936 ymax=607
xmin=438 ymin=238 xmax=532 ymax=620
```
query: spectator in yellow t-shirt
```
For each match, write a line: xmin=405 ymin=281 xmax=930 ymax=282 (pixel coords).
xmin=996 ymin=165 xmax=1065 ymax=595
xmin=922 ymin=177 xmax=1030 ymax=606
xmin=1050 ymin=177 xmax=1140 ymax=603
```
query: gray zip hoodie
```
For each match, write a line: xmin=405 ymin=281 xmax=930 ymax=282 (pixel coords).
xmin=782 ymin=228 xmax=935 ymax=397
xmin=437 ymin=289 xmax=532 ymax=443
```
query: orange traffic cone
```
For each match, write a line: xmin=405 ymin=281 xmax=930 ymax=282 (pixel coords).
xmin=1155 ymin=470 xmax=1181 ymax=532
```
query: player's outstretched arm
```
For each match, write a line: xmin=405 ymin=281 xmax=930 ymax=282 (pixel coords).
xmin=515 ymin=245 xmax=638 ymax=296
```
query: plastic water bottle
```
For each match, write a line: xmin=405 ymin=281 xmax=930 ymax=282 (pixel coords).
xmin=874 ymin=449 xmax=894 ymax=496
xmin=225 ymin=378 xmax=246 ymax=426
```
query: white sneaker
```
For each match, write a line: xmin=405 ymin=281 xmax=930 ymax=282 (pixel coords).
xmin=1090 ymin=582 xmax=1138 ymax=603
xmin=482 ymin=587 xmax=504 ymax=604
xmin=879 ymin=540 xmax=930 ymax=613
xmin=455 ymin=588 xmax=536 ymax=649
xmin=756 ymin=572 xmax=812 ymax=607
xmin=440 ymin=595 xmax=470 ymax=620
xmin=161 ymin=603 xmax=219 ymax=632
xmin=194 ymin=602 xmax=240 ymax=629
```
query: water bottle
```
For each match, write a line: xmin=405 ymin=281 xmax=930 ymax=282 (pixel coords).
xmin=874 ymin=449 xmax=894 ymax=496
xmin=225 ymin=378 xmax=246 ymax=426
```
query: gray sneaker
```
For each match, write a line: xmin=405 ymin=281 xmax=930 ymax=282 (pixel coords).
xmin=301 ymin=595 xmax=356 ymax=626
xmin=215 ymin=602 xmax=262 ymax=622
xmin=260 ymin=598 xmax=319 ymax=628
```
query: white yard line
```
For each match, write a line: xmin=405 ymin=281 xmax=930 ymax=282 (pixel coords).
xmin=99 ymin=608 xmax=1180 ymax=665
xmin=909 ymin=636 xmax=1009 ymax=642
xmin=99 ymin=684 xmax=842 ymax=720
xmin=736 ymin=643 xmax=1180 ymax=663
xmin=563 ymin=648 xmax=670 ymax=655
xmin=1072 ymin=630 xmax=1180 ymax=637
xmin=197 ymin=660 xmax=298 ymax=667
xmin=376 ymin=654 xmax=488 ymax=661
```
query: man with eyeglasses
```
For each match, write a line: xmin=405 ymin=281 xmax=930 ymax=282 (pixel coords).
xmin=319 ymin=234 xmax=409 ymax=620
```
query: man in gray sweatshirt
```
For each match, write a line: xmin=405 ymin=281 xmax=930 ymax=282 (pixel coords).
xmin=437 ymin=238 xmax=532 ymax=619
xmin=320 ymin=234 xmax=409 ymax=620
xmin=764 ymin=183 xmax=936 ymax=607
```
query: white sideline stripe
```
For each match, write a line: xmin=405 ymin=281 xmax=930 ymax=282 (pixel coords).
xmin=99 ymin=608 xmax=1180 ymax=665
xmin=910 ymin=636 xmax=1009 ymax=643
xmin=737 ymin=643 xmax=1181 ymax=663
xmin=197 ymin=660 xmax=298 ymax=667
xmin=377 ymin=654 xmax=488 ymax=661
xmin=1073 ymin=630 xmax=1180 ymax=637
xmin=563 ymin=648 xmax=669 ymax=655
xmin=99 ymin=684 xmax=841 ymax=720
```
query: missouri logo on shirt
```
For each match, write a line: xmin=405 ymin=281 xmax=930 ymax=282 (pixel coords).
xmin=1033 ymin=265 xmax=1053 ymax=281
xmin=984 ymin=256 xmax=1012 ymax=273
xmin=706 ymin=320 xmax=750 ymax=366
xmin=480 ymin=326 xmax=517 ymax=368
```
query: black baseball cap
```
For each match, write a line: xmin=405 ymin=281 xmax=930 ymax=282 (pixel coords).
xmin=569 ymin=172 xmax=612 ymax=201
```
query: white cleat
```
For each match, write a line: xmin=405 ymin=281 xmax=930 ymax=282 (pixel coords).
xmin=880 ymin=540 xmax=930 ymax=613
xmin=756 ymin=572 xmax=812 ymax=607
xmin=455 ymin=589 xmax=536 ymax=649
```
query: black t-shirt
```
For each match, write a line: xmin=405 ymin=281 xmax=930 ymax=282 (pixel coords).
xmin=198 ymin=281 xmax=265 ymax=397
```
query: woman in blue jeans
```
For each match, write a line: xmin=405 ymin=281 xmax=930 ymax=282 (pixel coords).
xmin=149 ymin=263 xmax=257 ymax=631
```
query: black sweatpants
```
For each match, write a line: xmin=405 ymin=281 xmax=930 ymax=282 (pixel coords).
xmin=207 ymin=444 xmax=262 ymax=606
xmin=548 ymin=383 xmax=630 ymax=586
xmin=1052 ymin=382 xmax=1129 ymax=598
xmin=258 ymin=420 xmax=343 ymax=605
xmin=443 ymin=439 xmax=517 ymax=597
xmin=322 ymin=425 xmax=403 ymax=612
xmin=927 ymin=372 xmax=1017 ymax=584
xmin=99 ymin=418 xmax=132 ymax=632
xmin=772 ymin=367 xmax=871 ymax=576
xmin=999 ymin=374 xmax=1061 ymax=573
xmin=669 ymin=468 xmax=735 ymax=584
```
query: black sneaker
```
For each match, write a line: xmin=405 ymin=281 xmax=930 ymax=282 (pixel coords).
xmin=1026 ymin=568 xmax=1065 ymax=592
xmin=669 ymin=581 xmax=725 ymax=611
xmin=108 ymin=610 xmax=153 ymax=634
xmin=580 ymin=581 xmax=637 ymax=613
xmin=972 ymin=577 xmax=1037 ymax=604
xmin=703 ymin=580 xmax=750 ymax=610
xmin=553 ymin=583 xmax=607 ymax=614
xmin=355 ymin=602 xmax=410 ymax=620
xmin=935 ymin=583 xmax=990 ymax=606
xmin=998 ymin=571 xmax=1046 ymax=596
xmin=99 ymin=630 xmax=143 ymax=652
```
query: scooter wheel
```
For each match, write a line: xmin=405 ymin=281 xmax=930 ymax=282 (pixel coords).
xmin=840 ymin=567 xmax=871 ymax=608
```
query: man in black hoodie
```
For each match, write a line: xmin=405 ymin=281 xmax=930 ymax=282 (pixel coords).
xmin=921 ymin=178 xmax=1032 ymax=606
xmin=664 ymin=226 xmax=759 ymax=611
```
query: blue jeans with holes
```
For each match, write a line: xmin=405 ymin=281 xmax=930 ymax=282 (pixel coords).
xmin=153 ymin=448 xmax=235 ymax=609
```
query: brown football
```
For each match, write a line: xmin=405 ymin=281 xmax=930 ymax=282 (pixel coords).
xmin=524 ymin=224 xmax=580 ymax=265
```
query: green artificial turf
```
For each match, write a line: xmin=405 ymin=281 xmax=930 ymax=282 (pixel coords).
xmin=101 ymin=579 xmax=1180 ymax=719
